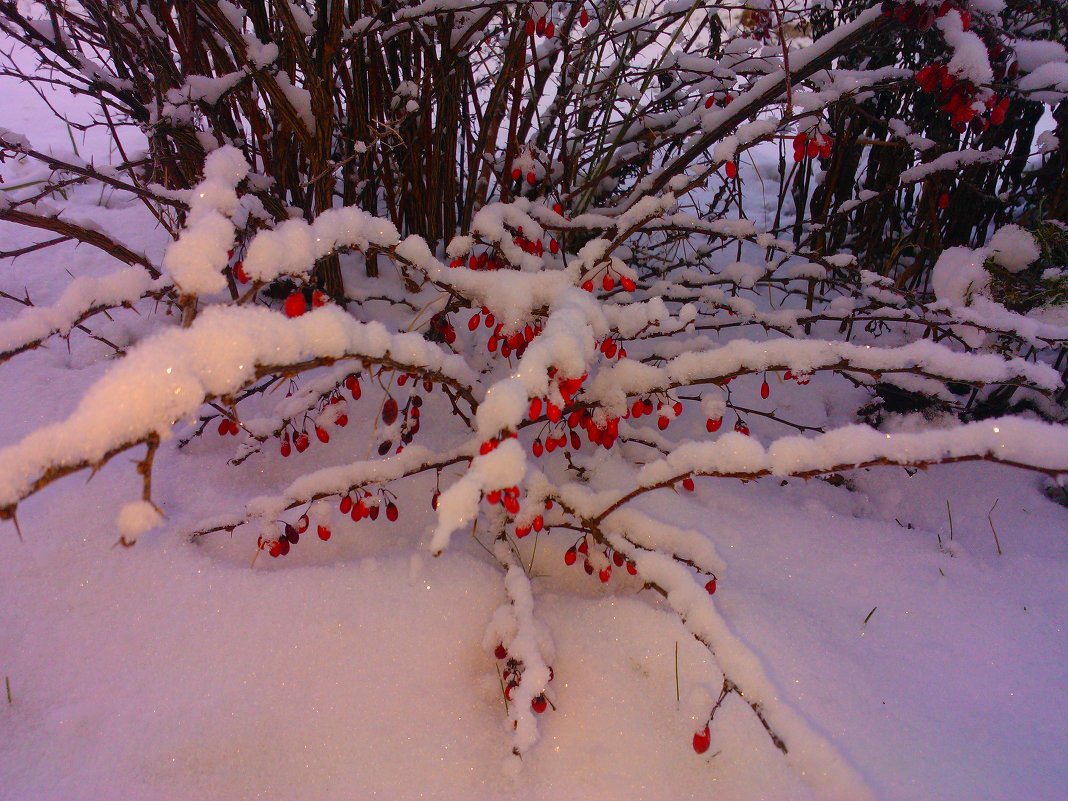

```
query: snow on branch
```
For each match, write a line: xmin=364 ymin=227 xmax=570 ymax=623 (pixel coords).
xmin=627 ymin=418 xmax=1068 ymax=498
xmin=0 ymin=305 xmax=478 ymax=513
xmin=586 ymin=338 xmax=1061 ymax=417
xmin=0 ymin=268 xmax=162 ymax=363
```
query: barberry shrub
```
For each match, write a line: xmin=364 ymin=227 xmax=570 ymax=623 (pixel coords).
xmin=0 ymin=0 xmax=1066 ymax=790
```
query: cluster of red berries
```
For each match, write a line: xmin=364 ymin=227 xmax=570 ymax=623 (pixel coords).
xmin=451 ymin=249 xmax=505 ymax=271
xmin=563 ymin=537 xmax=638 ymax=583
xmin=524 ymin=14 xmax=555 ymax=38
xmin=428 ymin=311 xmax=457 ymax=345
xmin=378 ymin=389 xmax=425 ymax=455
xmin=881 ymin=0 xmax=942 ymax=31
xmin=278 ymin=382 xmax=354 ymax=457
xmin=339 ymin=489 xmax=399 ymax=522
xmin=494 ymin=644 xmax=554 ymax=713
xmin=283 ymin=287 xmax=329 ymax=318
xmin=744 ymin=9 xmax=774 ymax=41
xmin=627 ymin=396 xmax=684 ymax=431
xmin=485 ymin=484 xmax=523 ymax=515
xmin=703 ymin=91 xmax=734 ymax=110
xmin=782 ymin=369 xmax=811 ymax=386
xmin=536 ymin=408 xmax=621 ymax=454
xmin=227 ymin=248 xmax=250 ymax=285
xmin=514 ymin=499 xmax=552 ymax=538
xmin=581 ymin=268 xmax=636 ymax=293
xmin=527 ymin=371 xmax=629 ymax=452
xmin=510 ymin=165 xmax=541 ymax=187
xmin=258 ymin=513 xmax=333 ymax=558
xmin=598 ymin=336 xmax=628 ymax=361
xmin=216 ymin=414 xmax=241 ymax=436
xmin=792 ymin=131 xmax=833 ymax=163
xmin=915 ymin=63 xmax=1009 ymax=132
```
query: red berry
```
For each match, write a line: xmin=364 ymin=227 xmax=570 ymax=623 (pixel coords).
xmin=494 ymin=643 xmax=508 ymax=660
xmin=283 ymin=292 xmax=307 ymax=318
xmin=626 ymin=560 xmax=637 ymax=576
xmin=297 ymin=514 xmax=309 ymax=533
xmin=317 ymin=524 xmax=331 ymax=541
xmin=706 ymin=417 xmax=722 ymax=433
xmin=386 ymin=502 xmax=399 ymax=522
xmin=280 ymin=434 xmax=292 ymax=457
xmin=532 ymin=695 xmax=548 ymax=714
xmin=336 ymin=413 xmax=348 ymax=427
xmin=725 ymin=161 xmax=737 ymax=179
xmin=760 ymin=381 xmax=770 ymax=400
xmin=525 ymin=18 xmax=535 ymax=35
xmin=580 ymin=8 xmax=589 ymax=26
xmin=564 ymin=548 xmax=577 ymax=566
xmin=526 ymin=170 xmax=536 ymax=185
xmin=682 ymin=477 xmax=695 ymax=492
xmin=532 ymin=515 xmax=544 ymax=532
xmin=658 ymin=416 xmax=669 ymax=431
xmin=295 ymin=432 xmax=310 ymax=452
xmin=599 ymin=566 xmax=611 ymax=583
xmin=693 ymin=725 xmax=711 ymax=754
xmin=512 ymin=167 xmax=522 ymax=181
xmin=532 ymin=439 xmax=544 ymax=457
xmin=705 ymin=579 xmax=717 ymax=595
xmin=581 ymin=279 xmax=594 ymax=292
xmin=382 ymin=397 xmax=399 ymax=425
xmin=536 ymin=16 xmax=546 ymax=35
xmin=234 ymin=261 xmax=249 ymax=284
xmin=269 ymin=541 xmax=282 ymax=558
xmin=340 ymin=495 xmax=353 ymax=514
xmin=311 ymin=290 xmax=327 ymax=308
xmin=621 ymin=277 xmax=636 ymax=292
xmin=368 ymin=505 xmax=380 ymax=521
xmin=218 ymin=418 xmax=230 ymax=436
xmin=316 ymin=425 xmax=330 ymax=443
xmin=938 ymin=193 xmax=950 ymax=210
xmin=602 ymin=273 xmax=615 ymax=291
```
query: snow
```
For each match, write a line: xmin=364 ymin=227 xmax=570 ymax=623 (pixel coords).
xmin=1012 ymin=39 xmax=1068 ymax=74
xmin=0 ymin=268 xmax=156 ymax=360
xmin=162 ymin=146 xmax=248 ymax=296
xmin=938 ymin=10 xmax=993 ymax=86
xmin=0 ymin=305 xmax=474 ymax=509
xmin=116 ymin=499 xmax=163 ymax=541
xmin=988 ymin=224 xmax=1040 ymax=273
xmin=2 ymin=12 xmax=1068 ymax=801
xmin=931 ymin=246 xmax=991 ymax=307
xmin=636 ymin=419 xmax=1068 ymax=485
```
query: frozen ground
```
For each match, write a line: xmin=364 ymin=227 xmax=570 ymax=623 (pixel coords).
xmin=1 ymin=39 xmax=1066 ymax=801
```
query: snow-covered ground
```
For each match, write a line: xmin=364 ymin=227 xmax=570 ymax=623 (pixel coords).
xmin=1 ymin=39 xmax=1066 ymax=801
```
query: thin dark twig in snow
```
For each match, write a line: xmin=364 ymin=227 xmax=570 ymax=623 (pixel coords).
xmin=988 ymin=499 xmax=1002 ymax=556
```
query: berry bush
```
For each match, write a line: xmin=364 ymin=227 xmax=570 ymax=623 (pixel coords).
xmin=0 ymin=0 xmax=1066 ymax=781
